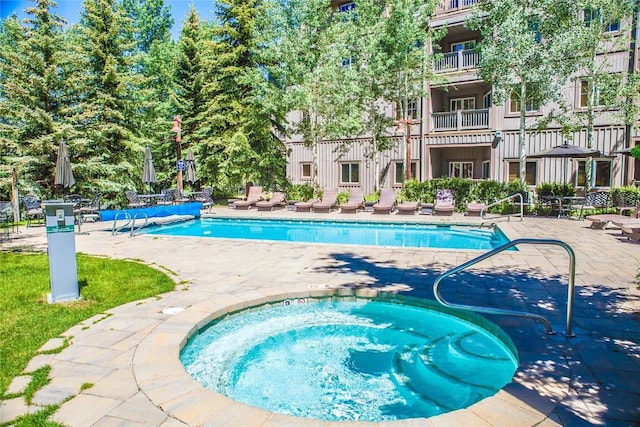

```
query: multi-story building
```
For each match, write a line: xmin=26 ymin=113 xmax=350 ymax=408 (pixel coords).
xmin=284 ymin=0 xmax=640 ymax=195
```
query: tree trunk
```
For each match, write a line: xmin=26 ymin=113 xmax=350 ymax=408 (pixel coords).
xmin=519 ymin=82 xmax=526 ymax=185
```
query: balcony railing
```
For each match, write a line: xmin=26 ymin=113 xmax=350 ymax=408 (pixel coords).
xmin=435 ymin=0 xmax=479 ymax=14
xmin=434 ymin=49 xmax=479 ymax=73
xmin=432 ymin=109 xmax=490 ymax=131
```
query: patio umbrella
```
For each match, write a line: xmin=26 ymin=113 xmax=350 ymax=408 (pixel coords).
xmin=527 ymin=142 xmax=600 ymax=184
xmin=184 ymin=149 xmax=197 ymax=186
xmin=54 ymin=140 xmax=75 ymax=189
xmin=142 ymin=146 xmax=157 ymax=192
xmin=527 ymin=142 xmax=600 ymax=159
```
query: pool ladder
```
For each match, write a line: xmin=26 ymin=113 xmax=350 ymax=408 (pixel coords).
xmin=111 ymin=211 xmax=149 ymax=237
xmin=433 ymin=238 xmax=576 ymax=337
xmin=480 ymin=193 xmax=524 ymax=222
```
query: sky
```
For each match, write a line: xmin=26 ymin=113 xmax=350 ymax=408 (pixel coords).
xmin=0 ymin=0 xmax=216 ymax=39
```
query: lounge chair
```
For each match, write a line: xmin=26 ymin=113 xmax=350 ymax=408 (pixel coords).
xmin=617 ymin=221 xmax=640 ymax=243
xmin=586 ymin=206 xmax=640 ymax=229
xmin=23 ymin=195 xmax=44 ymax=227
xmin=294 ymin=199 xmax=318 ymax=212
xmin=396 ymin=201 xmax=419 ymax=215
xmin=125 ymin=190 xmax=147 ymax=208
xmin=312 ymin=188 xmax=339 ymax=213
xmin=256 ymin=192 xmax=286 ymax=211
xmin=372 ymin=188 xmax=396 ymax=214
xmin=434 ymin=189 xmax=455 ymax=216
xmin=340 ymin=188 xmax=364 ymax=214
xmin=233 ymin=186 xmax=263 ymax=210
xmin=466 ymin=202 xmax=487 ymax=217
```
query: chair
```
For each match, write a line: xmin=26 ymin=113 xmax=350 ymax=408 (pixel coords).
xmin=80 ymin=192 xmax=102 ymax=222
xmin=372 ymin=188 xmax=396 ymax=214
xmin=23 ymin=195 xmax=44 ymax=227
xmin=434 ymin=189 xmax=455 ymax=216
xmin=617 ymin=221 xmax=640 ymax=243
xmin=340 ymin=188 xmax=365 ymax=214
xmin=125 ymin=190 xmax=147 ymax=208
xmin=195 ymin=187 xmax=215 ymax=213
xmin=233 ymin=186 xmax=263 ymax=210
xmin=256 ymin=192 xmax=286 ymax=211
xmin=172 ymin=189 xmax=191 ymax=204
xmin=156 ymin=189 xmax=175 ymax=206
xmin=294 ymin=198 xmax=318 ymax=212
xmin=396 ymin=201 xmax=419 ymax=215
xmin=573 ymin=191 xmax=611 ymax=220
xmin=64 ymin=194 xmax=84 ymax=220
xmin=465 ymin=202 xmax=487 ymax=217
xmin=311 ymin=188 xmax=339 ymax=213
xmin=613 ymin=192 xmax=638 ymax=215
xmin=586 ymin=206 xmax=640 ymax=229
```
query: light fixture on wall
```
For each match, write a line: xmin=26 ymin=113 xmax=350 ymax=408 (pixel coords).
xmin=492 ymin=130 xmax=502 ymax=148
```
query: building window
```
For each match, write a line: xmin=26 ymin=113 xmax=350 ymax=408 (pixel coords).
xmin=450 ymin=97 xmax=475 ymax=111
xmin=594 ymin=160 xmax=612 ymax=187
xmin=508 ymin=161 xmax=537 ymax=185
xmin=449 ymin=161 xmax=473 ymax=178
xmin=394 ymin=161 xmax=418 ymax=184
xmin=301 ymin=162 xmax=312 ymax=180
xmin=341 ymin=162 xmax=360 ymax=184
xmin=451 ymin=40 xmax=476 ymax=52
xmin=606 ymin=20 xmax=620 ymax=32
xmin=578 ymin=76 xmax=620 ymax=108
xmin=396 ymin=98 xmax=419 ymax=120
xmin=482 ymin=161 xmax=491 ymax=179
xmin=584 ymin=8 xmax=620 ymax=33
xmin=508 ymin=92 xmax=539 ymax=113
xmin=576 ymin=159 xmax=612 ymax=187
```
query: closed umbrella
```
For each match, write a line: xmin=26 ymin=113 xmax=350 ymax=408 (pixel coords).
xmin=184 ymin=149 xmax=197 ymax=186
xmin=54 ymin=140 xmax=75 ymax=189
xmin=142 ymin=146 xmax=157 ymax=192
xmin=528 ymin=142 xmax=600 ymax=184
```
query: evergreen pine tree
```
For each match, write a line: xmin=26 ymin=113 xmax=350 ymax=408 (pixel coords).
xmin=0 ymin=1 xmax=68 ymax=196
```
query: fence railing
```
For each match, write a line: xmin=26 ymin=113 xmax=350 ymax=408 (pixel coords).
xmin=434 ymin=49 xmax=479 ymax=73
xmin=432 ymin=108 xmax=490 ymax=131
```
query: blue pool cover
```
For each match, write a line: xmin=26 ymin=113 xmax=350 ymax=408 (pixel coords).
xmin=98 ymin=202 xmax=202 ymax=221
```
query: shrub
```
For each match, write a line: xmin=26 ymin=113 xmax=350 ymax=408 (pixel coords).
xmin=286 ymin=183 xmax=314 ymax=201
xmin=337 ymin=191 xmax=349 ymax=205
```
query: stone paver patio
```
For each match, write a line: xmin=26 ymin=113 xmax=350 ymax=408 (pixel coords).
xmin=1 ymin=207 xmax=639 ymax=426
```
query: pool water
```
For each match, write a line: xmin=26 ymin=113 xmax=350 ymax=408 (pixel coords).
xmin=180 ymin=300 xmax=518 ymax=422
xmin=142 ymin=217 xmax=510 ymax=249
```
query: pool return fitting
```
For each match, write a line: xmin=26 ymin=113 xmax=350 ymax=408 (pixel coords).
xmin=433 ymin=238 xmax=576 ymax=337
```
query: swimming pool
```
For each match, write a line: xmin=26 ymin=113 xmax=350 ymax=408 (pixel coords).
xmin=142 ymin=217 xmax=510 ymax=250
xmin=180 ymin=299 xmax=518 ymax=422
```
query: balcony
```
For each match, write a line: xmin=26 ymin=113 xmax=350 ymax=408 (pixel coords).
xmin=434 ymin=0 xmax=479 ymax=15
xmin=434 ymin=49 xmax=479 ymax=73
xmin=432 ymin=109 xmax=489 ymax=131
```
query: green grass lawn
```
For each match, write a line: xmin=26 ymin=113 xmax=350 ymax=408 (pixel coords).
xmin=0 ymin=251 xmax=175 ymax=397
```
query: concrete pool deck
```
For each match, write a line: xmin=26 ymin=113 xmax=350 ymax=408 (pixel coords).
xmin=1 ymin=207 xmax=639 ymax=426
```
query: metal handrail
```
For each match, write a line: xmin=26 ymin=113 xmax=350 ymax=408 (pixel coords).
xmin=480 ymin=193 xmax=524 ymax=222
xmin=111 ymin=211 xmax=132 ymax=236
xmin=130 ymin=212 xmax=149 ymax=237
xmin=433 ymin=238 xmax=576 ymax=337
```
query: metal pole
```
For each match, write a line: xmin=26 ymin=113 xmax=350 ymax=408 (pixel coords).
xmin=172 ymin=115 xmax=183 ymax=192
